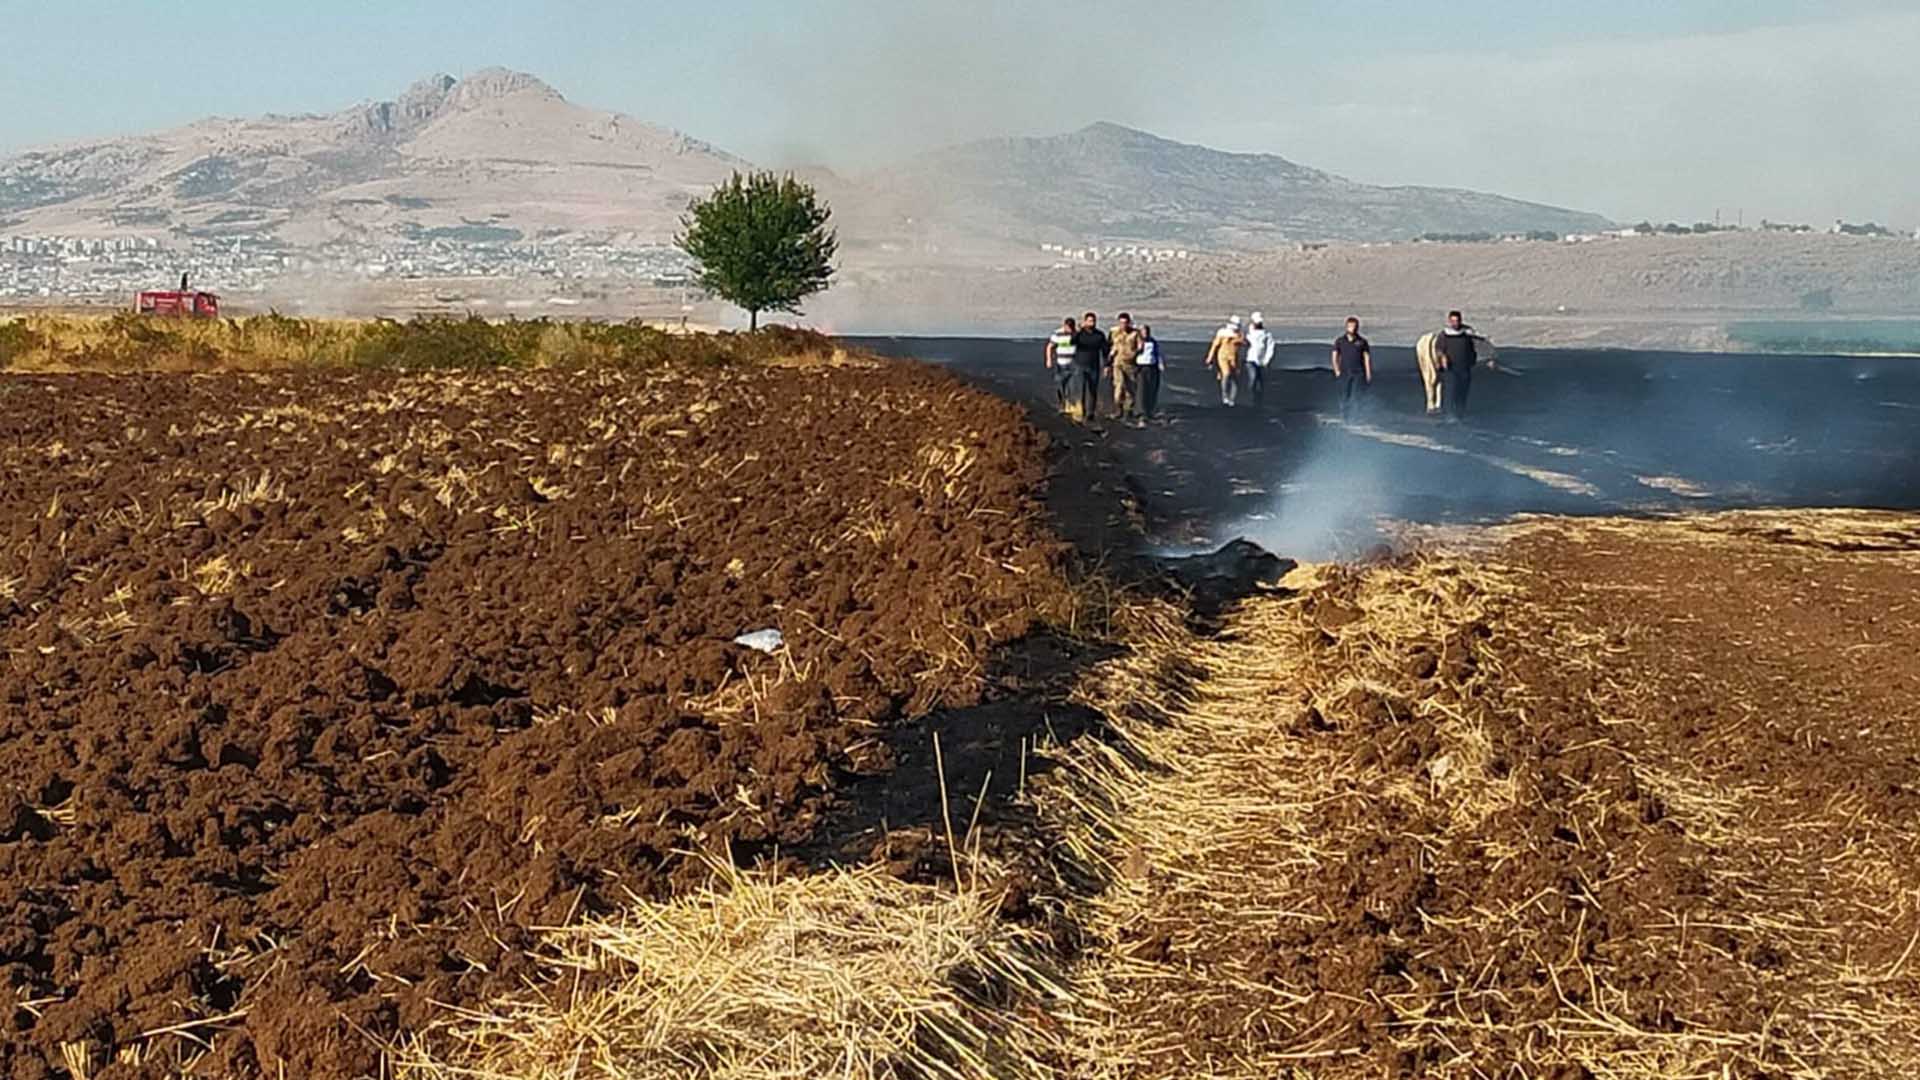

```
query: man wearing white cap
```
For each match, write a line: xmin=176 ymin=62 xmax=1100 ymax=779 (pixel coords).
xmin=1205 ymin=314 xmax=1248 ymax=407
xmin=1244 ymin=312 xmax=1276 ymax=406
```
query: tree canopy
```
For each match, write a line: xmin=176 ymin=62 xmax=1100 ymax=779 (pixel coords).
xmin=676 ymin=172 xmax=837 ymax=330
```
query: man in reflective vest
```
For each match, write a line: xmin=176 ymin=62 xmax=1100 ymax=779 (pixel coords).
xmin=1045 ymin=317 xmax=1078 ymax=412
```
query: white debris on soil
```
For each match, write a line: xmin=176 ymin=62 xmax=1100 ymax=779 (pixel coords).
xmin=731 ymin=628 xmax=786 ymax=653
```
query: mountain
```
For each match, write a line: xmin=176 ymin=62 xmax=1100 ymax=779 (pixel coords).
xmin=0 ymin=69 xmax=748 ymax=248
xmin=0 ymin=78 xmax=1609 ymax=261
xmin=834 ymin=122 xmax=1611 ymax=251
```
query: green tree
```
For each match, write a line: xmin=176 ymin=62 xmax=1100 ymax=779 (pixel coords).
xmin=676 ymin=171 xmax=837 ymax=330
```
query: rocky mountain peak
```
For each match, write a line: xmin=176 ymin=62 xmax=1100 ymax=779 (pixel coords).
xmin=444 ymin=68 xmax=563 ymax=110
xmin=337 ymin=69 xmax=557 ymax=139
xmin=335 ymin=73 xmax=456 ymax=137
xmin=396 ymin=74 xmax=457 ymax=123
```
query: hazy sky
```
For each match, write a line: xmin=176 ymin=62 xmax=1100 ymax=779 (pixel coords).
xmin=3 ymin=1 xmax=1915 ymax=226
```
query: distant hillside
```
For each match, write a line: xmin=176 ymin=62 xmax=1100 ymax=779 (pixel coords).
xmin=0 ymin=69 xmax=748 ymax=248
xmin=836 ymin=122 xmax=1612 ymax=252
xmin=0 ymin=80 xmax=1607 ymax=259
xmin=816 ymin=232 xmax=1920 ymax=348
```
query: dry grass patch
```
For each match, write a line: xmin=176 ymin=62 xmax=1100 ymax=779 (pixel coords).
xmin=395 ymin=861 xmax=1075 ymax=1080
xmin=0 ymin=313 xmax=838 ymax=372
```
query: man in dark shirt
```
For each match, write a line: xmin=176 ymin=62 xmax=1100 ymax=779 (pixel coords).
xmin=1436 ymin=310 xmax=1478 ymax=420
xmin=1070 ymin=311 xmax=1110 ymax=423
xmin=1331 ymin=316 xmax=1372 ymax=421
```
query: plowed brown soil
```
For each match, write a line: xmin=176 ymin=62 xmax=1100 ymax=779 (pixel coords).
xmin=1058 ymin=512 xmax=1920 ymax=1078
xmin=0 ymin=358 xmax=1069 ymax=1078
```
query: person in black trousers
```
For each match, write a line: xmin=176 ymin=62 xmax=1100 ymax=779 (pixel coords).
xmin=1069 ymin=311 xmax=1109 ymax=424
xmin=1331 ymin=316 xmax=1372 ymax=420
xmin=1436 ymin=310 xmax=1478 ymax=420
xmin=1137 ymin=325 xmax=1164 ymax=422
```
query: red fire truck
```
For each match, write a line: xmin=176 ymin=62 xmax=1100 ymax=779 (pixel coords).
xmin=134 ymin=275 xmax=220 ymax=318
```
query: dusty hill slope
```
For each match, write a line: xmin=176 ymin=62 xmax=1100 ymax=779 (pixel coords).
xmin=3 ymin=78 xmax=1608 ymax=257
xmin=0 ymin=68 xmax=747 ymax=247
xmin=833 ymin=122 xmax=1611 ymax=252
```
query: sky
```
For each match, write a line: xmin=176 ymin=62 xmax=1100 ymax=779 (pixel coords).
xmin=2 ymin=0 xmax=1916 ymax=226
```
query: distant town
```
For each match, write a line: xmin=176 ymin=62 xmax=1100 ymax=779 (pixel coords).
xmin=4 ymin=217 xmax=1917 ymax=308
xmin=0 ymin=233 xmax=697 ymax=305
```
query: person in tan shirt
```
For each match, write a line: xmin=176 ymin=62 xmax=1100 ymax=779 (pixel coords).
xmin=1108 ymin=312 xmax=1145 ymax=420
xmin=1205 ymin=315 xmax=1247 ymax=407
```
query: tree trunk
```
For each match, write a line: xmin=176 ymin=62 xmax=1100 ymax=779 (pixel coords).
xmin=749 ymin=309 xmax=759 ymax=331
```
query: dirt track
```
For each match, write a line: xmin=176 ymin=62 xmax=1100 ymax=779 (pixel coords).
xmin=0 ymin=361 xmax=1069 ymax=1077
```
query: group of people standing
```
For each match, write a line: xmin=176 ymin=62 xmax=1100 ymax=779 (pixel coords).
xmin=1046 ymin=309 xmax=1487 ymax=425
xmin=1046 ymin=312 xmax=1168 ymax=425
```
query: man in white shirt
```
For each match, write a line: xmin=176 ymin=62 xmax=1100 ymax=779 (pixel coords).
xmin=1244 ymin=311 xmax=1277 ymax=406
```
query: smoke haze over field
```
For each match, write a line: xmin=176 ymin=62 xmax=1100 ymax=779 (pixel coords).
xmin=1 ymin=1 xmax=1917 ymax=226
xmin=1221 ymin=346 xmax=1920 ymax=560
xmin=853 ymin=335 xmax=1920 ymax=561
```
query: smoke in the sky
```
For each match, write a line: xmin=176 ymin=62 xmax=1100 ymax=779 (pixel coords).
xmin=743 ymin=0 xmax=1175 ymax=170
xmin=1192 ymin=11 xmax=1920 ymax=227
xmin=734 ymin=4 xmax=1920 ymax=226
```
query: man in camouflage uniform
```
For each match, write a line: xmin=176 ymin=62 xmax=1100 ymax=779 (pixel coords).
xmin=1108 ymin=312 xmax=1145 ymax=419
